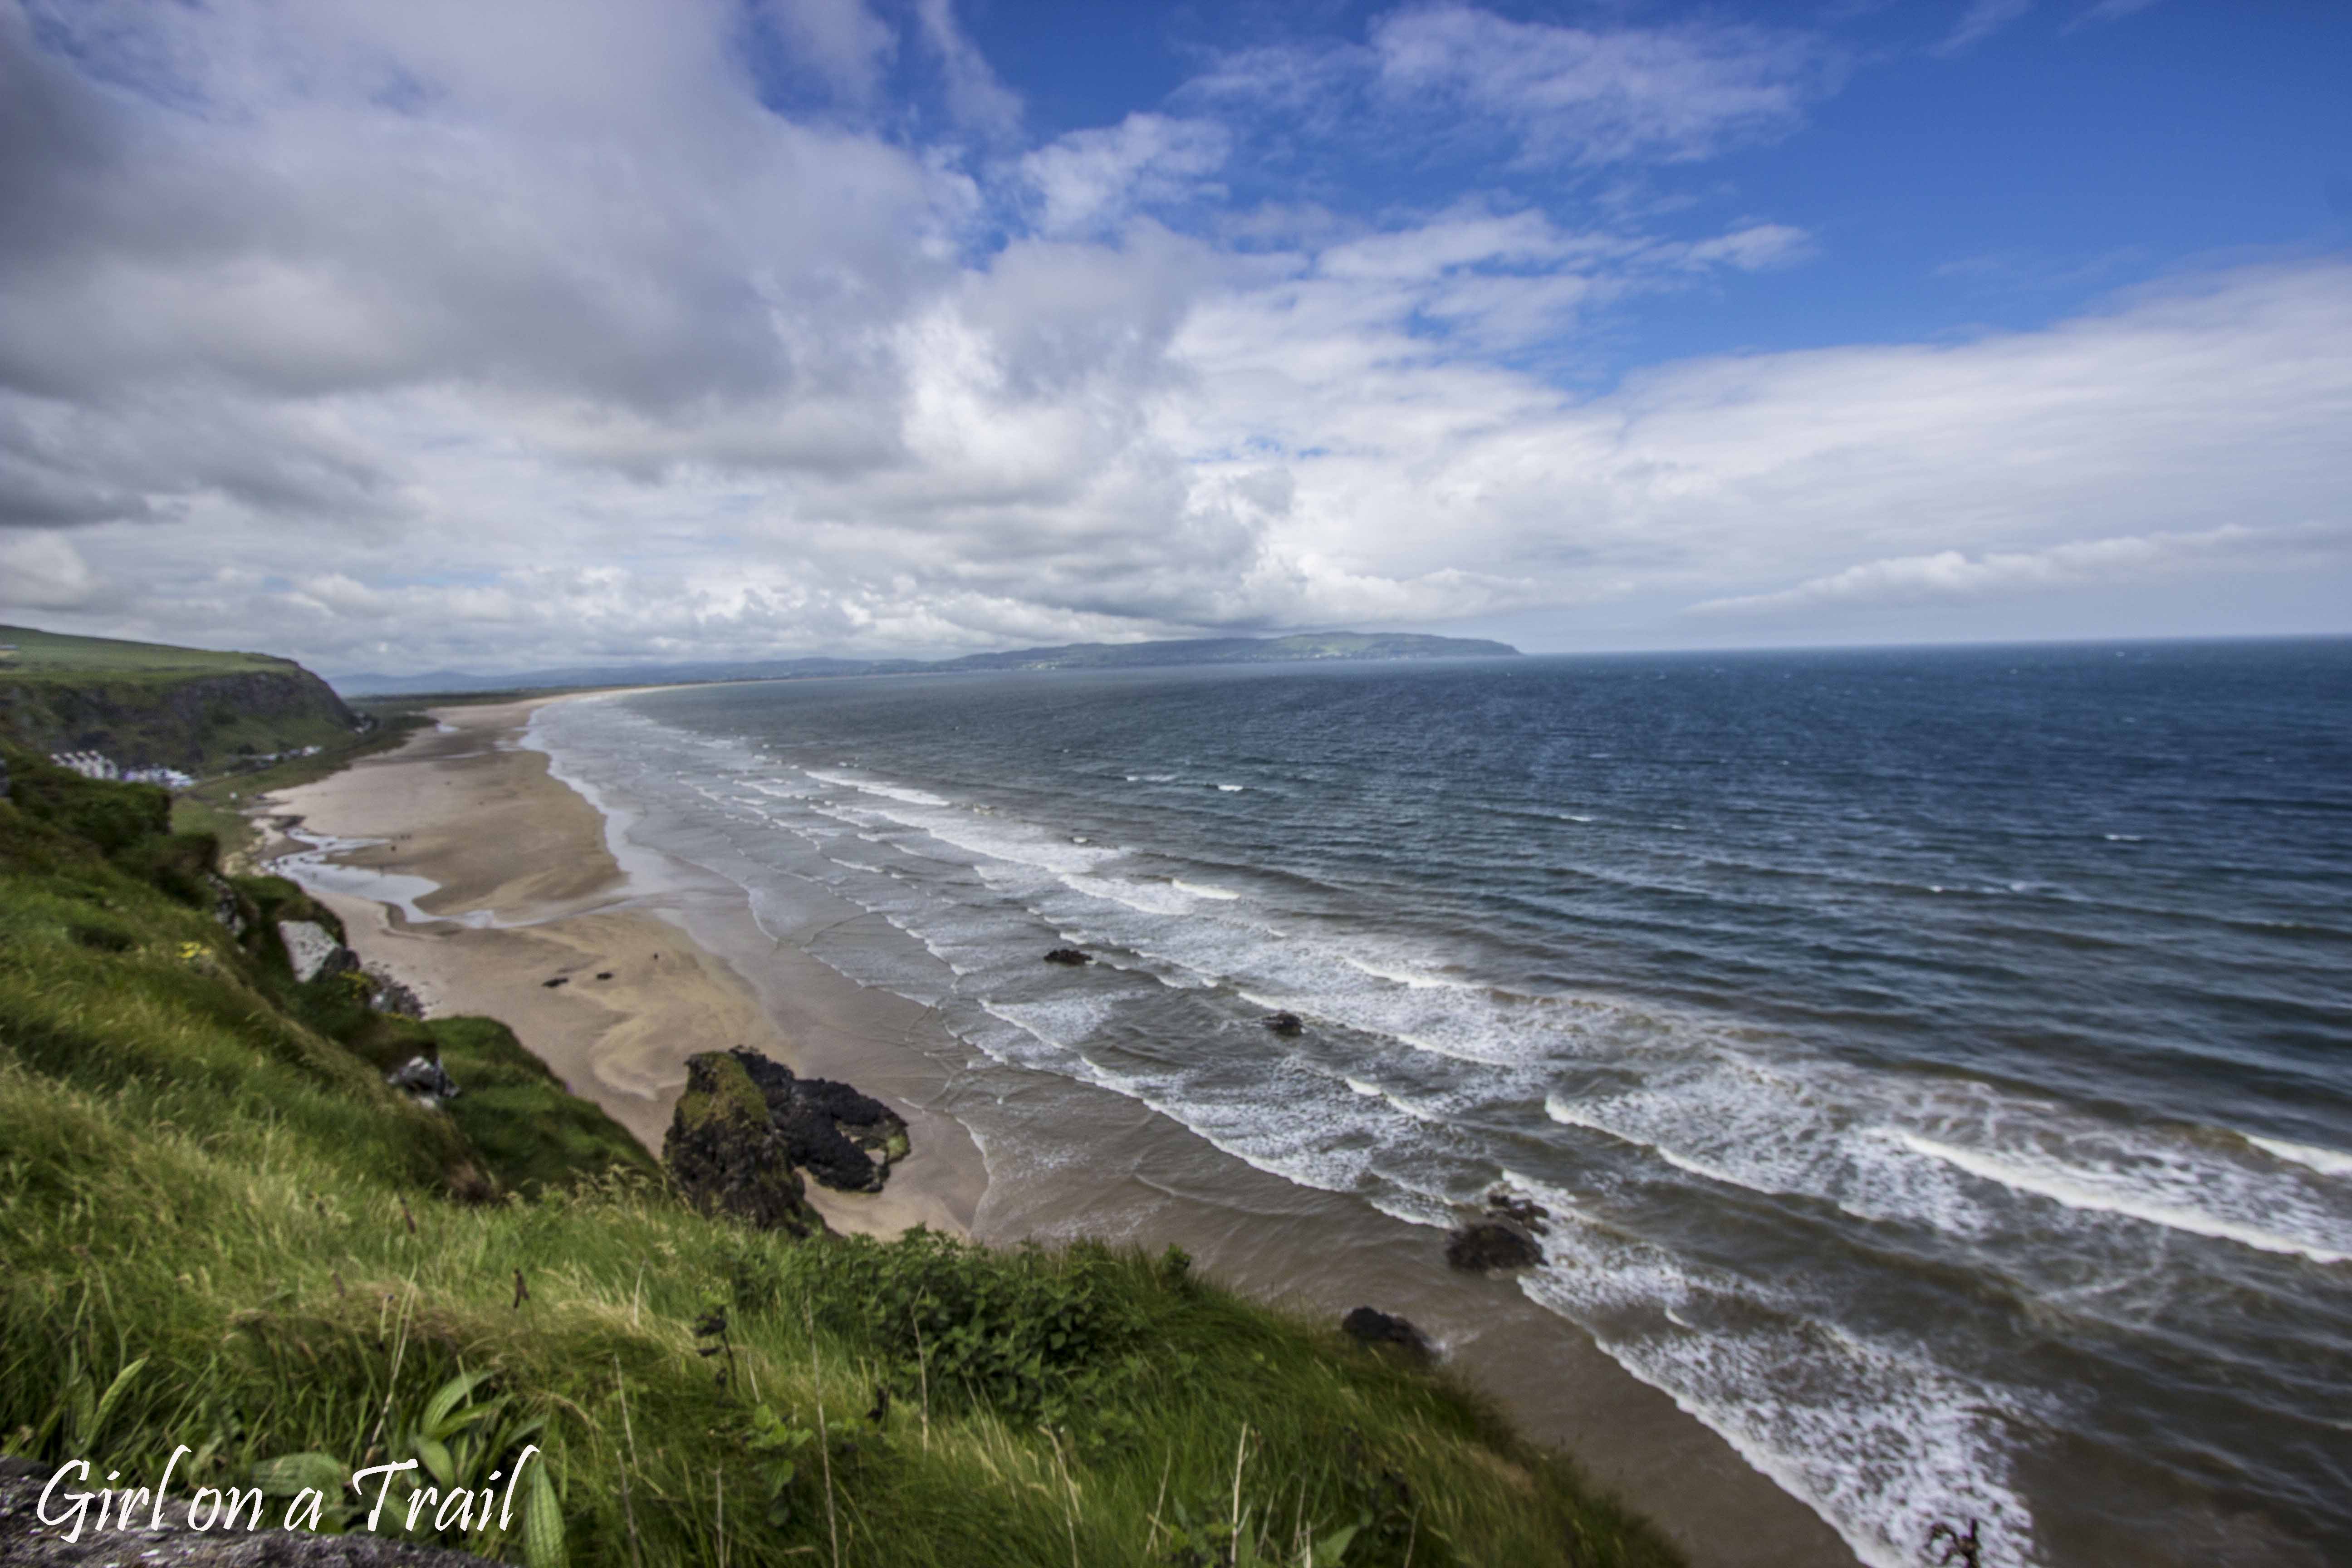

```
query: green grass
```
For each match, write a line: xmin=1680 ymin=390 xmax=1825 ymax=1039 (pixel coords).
xmin=0 ymin=623 xmax=295 ymax=683
xmin=0 ymin=622 xmax=364 ymax=776
xmin=0 ymin=746 xmax=1678 ymax=1568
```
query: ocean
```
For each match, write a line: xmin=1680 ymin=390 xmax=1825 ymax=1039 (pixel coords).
xmin=529 ymin=639 xmax=2352 ymax=1568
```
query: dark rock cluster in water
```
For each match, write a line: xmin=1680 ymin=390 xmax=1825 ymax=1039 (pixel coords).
xmin=1482 ymin=1188 xmax=1550 ymax=1234
xmin=1444 ymin=1188 xmax=1550 ymax=1272
xmin=1445 ymin=1221 xmax=1543 ymax=1273
xmin=1263 ymin=1011 xmax=1304 ymax=1037
xmin=1042 ymin=946 xmax=1090 ymax=966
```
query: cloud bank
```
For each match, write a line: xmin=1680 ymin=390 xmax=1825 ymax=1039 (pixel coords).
xmin=0 ymin=0 xmax=2342 ymax=673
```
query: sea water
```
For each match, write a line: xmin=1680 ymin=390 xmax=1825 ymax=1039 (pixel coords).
xmin=530 ymin=640 xmax=2352 ymax=1567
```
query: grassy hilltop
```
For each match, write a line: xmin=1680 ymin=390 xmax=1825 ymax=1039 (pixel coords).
xmin=0 ymin=623 xmax=363 ymax=773
xmin=0 ymin=745 xmax=1676 ymax=1568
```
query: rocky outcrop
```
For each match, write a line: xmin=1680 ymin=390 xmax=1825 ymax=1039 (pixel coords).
xmin=1445 ymin=1221 xmax=1543 ymax=1273
xmin=1263 ymin=1011 xmax=1304 ymax=1037
xmin=0 ymin=1457 xmax=493 ymax=1566
xmin=387 ymin=1056 xmax=460 ymax=1109
xmin=277 ymin=920 xmax=356 ymax=985
xmin=365 ymin=970 xmax=425 ymax=1018
xmin=1043 ymin=947 xmax=1089 ymax=966
xmin=204 ymin=873 xmax=250 ymax=938
xmin=1341 ymin=1307 xmax=1434 ymax=1363
xmin=1483 ymin=1189 xmax=1550 ymax=1233
xmin=662 ymin=1053 xmax=824 ymax=1236
xmin=727 ymin=1047 xmax=910 ymax=1194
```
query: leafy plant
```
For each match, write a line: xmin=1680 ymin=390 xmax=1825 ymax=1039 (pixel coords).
xmin=250 ymin=1369 xmax=559 ymax=1562
xmin=801 ymin=1230 xmax=1151 ymax=1440
xmin=743 ymin=1402 xmax=817 ymax=1527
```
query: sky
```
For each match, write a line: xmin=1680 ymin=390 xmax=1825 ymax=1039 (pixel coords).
xmin=0 ymin=0 xmax=2347 ymax=676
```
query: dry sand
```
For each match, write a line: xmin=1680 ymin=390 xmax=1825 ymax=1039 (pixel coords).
xmin=257 ymin=696 xmax=982 ymax=1240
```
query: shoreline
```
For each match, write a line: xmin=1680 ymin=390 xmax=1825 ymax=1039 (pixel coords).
xmin=258 ymin=694 xmax=985 ymax=1241
xmin=263 ymin=691 xmax=1859 ymax=1568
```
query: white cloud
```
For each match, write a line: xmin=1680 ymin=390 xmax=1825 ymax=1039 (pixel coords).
xmin=1183 ymin=6 xmax=1840 ymax=171
xmin=912 ymin=0 xmax=1020 ymax=137
xmin=0 ymin=1 xmax=2343 ymax=676
xmin=2079 ymin=0 xmax=2163 ymax=24
xmin=760 ymin=0 xmax=897 ymax=107
xmin=1021 ymin=114 xmax=1230 ymax=237
xmin=1367 ymin=6 xmax=1840 ymax=166
xmin=0 ymin=530 xmax=100 ymax=609
xmin=1686 ymin=526 xmax=2327 ymax=617
xmin=1937 ymin=0 xmax=2035 ymax=55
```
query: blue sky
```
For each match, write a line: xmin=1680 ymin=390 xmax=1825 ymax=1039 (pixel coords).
xmin=0 ymin=0 xmax=2347 ymax=671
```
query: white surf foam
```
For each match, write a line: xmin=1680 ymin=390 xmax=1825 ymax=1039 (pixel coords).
xmin=1172 ymin=879 xmax=1241 ymax=901
xmin=2248 ymin=1135 xmax=2352 ymax=1179
xmin=1899 ymin=1133 xmax=2351 ymax=1266
xmin=804 ymin=769 xmax=951 ymax=808
xmin=1511 ymin=1185 xmax=2045 ymax=1568
xmin=1058 ymin=874 xmax=1196 ymax=916
xmin=1341 ymin=955 xmax=1465 ymax=990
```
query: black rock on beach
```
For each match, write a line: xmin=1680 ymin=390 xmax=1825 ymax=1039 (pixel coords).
xmin=726 ymin=1046 xmax=912 ymax=1194
xmin=1340 ymin=1306 xmax=1435 ymax=1363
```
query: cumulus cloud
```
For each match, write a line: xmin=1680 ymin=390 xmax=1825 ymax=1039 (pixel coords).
xmin=760 ymin=0 xmax=897 ymax=107
xmin=0 ymin=0 xmax=2341 ymax=675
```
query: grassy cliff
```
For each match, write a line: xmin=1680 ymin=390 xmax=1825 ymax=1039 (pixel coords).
xmin=0 ymin=623 xmax=363 ymax=772
xmin=0 ymin=747 xmax=1675 ymax=1568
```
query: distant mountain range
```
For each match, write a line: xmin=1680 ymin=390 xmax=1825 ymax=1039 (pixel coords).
xmin=330 ymin=631 xmax=1520 ymax=697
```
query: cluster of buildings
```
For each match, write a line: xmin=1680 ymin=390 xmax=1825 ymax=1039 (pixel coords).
xmin=48 ymin=752 xmax=198 ymax=790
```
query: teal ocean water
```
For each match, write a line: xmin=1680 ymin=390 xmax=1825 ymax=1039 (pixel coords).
xmin=533 ymin=640 xmax=2352 ymax=1567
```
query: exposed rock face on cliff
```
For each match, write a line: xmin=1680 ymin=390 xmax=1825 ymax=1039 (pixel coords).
xmin=0 ymin=625 xmax=362 ymax=774
xmin=662 ymin=1052 xmax=825 ymax=1236
xmin=278 ymin=919 xmax=357 ymax=984
xmin=0 ymin=668 xmax=361 ymax=773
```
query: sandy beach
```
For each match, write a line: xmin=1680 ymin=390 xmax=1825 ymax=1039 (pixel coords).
xmin=258 ymin=695 xmax=985 ymax=1240
xmin=263 ymin=692 xmax=1857 ymax=1568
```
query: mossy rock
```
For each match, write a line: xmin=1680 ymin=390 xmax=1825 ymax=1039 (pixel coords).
xmin=663 ymin=1052 xmax=823 ymax=1237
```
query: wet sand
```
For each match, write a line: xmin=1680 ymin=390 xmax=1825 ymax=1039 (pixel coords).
xmin=259 ymin=697 xmax=982 ymax=1240
xmin=263 ymin=694 xmax=1858 ymax=1568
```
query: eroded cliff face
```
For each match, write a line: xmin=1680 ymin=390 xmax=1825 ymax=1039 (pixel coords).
xmin=0 ymin=667 xmax=361 ymax=771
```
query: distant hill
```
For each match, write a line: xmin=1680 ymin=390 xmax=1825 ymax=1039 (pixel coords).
xmin=0 ymin=623 xmax=362 ymax=771
xmin=332 ymin=631 xmax=1519 ymax=696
